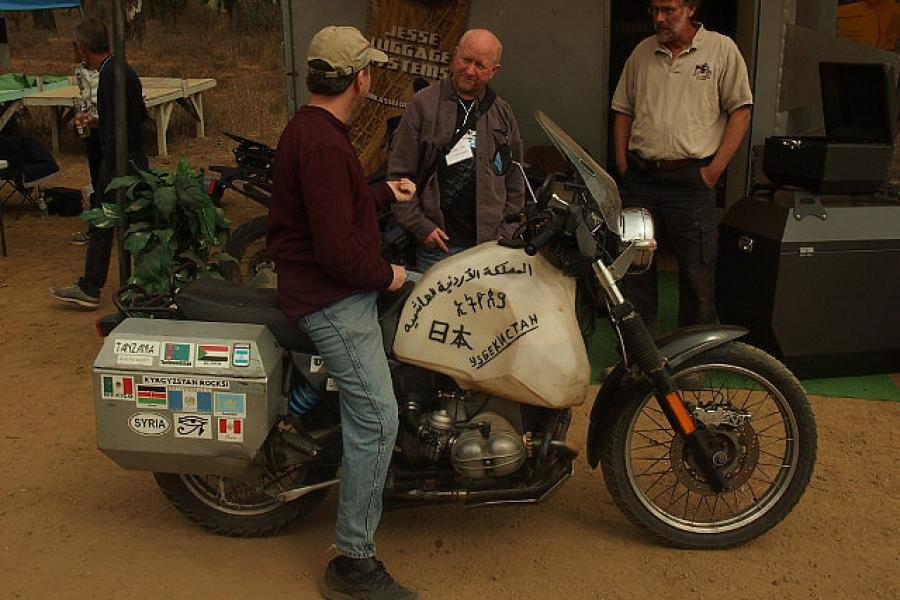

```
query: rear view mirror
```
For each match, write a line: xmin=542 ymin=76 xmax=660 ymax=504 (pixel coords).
xmin=492 ymin=145 xmax=512 ymax=176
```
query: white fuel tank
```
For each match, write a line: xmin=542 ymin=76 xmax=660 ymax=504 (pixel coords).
xmin=393 ymin=243 xmax=591 ymax=409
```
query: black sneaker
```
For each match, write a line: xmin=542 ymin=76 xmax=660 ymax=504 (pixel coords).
xmin=320 ymin=556 xmax=416 ymax=600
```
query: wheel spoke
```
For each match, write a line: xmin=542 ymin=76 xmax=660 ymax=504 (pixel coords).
xmin=640 ymin=407 xmax=672 ymax=433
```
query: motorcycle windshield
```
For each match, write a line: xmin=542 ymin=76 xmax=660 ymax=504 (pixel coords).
xmin=535 ymin=110 xmax=621 ymax=235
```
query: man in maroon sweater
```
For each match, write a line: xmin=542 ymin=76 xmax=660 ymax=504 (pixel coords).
xmin=267 ymin=26 xmax=416 ymax=600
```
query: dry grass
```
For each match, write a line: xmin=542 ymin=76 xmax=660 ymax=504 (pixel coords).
xmin=4 ymin=3 xmax=288 ymax=153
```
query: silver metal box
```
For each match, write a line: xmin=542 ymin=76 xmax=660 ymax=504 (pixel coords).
xmin=93 ymin=318 xmax=284 ymax=477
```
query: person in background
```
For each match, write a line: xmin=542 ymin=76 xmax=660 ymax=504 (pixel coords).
xmin=69 ymin=52 xmax=101 ymax=246
xmin=611 ymin=0 xmax=752 ymax=330
xmin=49 ymin=16 xmax=148 ymax=308
xmin=388 ymin=28 xmax=524 ymax=271
xmin=266 ymin=25 xmax=417 ymax=600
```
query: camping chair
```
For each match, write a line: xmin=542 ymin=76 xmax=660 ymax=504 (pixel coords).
xmin=0 ymin=134 xmax=59 ymax=256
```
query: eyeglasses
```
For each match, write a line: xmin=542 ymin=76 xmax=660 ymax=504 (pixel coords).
xmin=647 ymin=6 xmax=679 ymax=17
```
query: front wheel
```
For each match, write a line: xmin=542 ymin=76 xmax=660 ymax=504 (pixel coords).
xmin=599 ymin=342 xmax=817 ymax=549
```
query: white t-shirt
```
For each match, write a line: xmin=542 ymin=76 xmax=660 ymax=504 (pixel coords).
xmin=612 ymin=26 xmax=753 ymax=161
xmin=75 ymin=63 xmax=99 ymax=119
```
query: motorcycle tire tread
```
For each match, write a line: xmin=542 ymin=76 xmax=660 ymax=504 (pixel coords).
xmin=597 ymin=341 xmax=818 ymax=549
xmin=153 ymin=472 xmax=330 ymax=538
xmin=224 ymin=216 xmax=270 ymax=286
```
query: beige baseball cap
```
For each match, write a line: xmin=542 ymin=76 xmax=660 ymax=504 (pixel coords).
xmin=307 ymin=26 xmax=389 ymax=78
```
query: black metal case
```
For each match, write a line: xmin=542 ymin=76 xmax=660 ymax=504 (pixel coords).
xmin=716 ymin=193 xmax=900 ymax=378
xmin=763 ymin=62 xmax=897 ymax=194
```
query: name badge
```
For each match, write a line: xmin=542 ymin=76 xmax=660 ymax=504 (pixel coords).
xmin=446 ymin=132 xmax=475 ymax=166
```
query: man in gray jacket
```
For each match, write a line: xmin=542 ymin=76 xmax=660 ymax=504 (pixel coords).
xmin=388 ymin=28 xmax=525 ymax=271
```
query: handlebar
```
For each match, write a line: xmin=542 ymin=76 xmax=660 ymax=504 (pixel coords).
xmin=524 ymin=225 xmax=557 ymax=256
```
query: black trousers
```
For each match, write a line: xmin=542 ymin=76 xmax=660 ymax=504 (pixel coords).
xmin=78 ymin=154 xmax=148 ymax=298
xmin=85 ymin=129 xmax=102 ymax=203
xmin=619 ymin=159 xmax=719 ymax=331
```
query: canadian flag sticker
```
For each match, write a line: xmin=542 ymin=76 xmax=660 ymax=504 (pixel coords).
xmin=218 ymin=417 xmax=244 ymax=443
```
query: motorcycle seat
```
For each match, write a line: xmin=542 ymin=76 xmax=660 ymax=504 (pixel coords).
xmin=176 ymin=278 xmax=317 ymax=353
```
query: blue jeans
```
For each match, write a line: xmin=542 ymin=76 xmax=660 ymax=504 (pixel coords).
xmin=416 ymin=243 xmax=470 ymax=272
xmin=297 ymin=292 xmax=398 ymax=558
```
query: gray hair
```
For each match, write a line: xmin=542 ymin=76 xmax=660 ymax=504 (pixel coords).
xmin=74 ymin=17 xmax=109 ymax=54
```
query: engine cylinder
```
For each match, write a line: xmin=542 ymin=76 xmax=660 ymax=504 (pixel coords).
xmin=450 ymin=413 xmax=526 ymax=479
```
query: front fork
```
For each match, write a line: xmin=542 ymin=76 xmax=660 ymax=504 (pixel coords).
xmin=592 ymin=262 xmax=729 ymax=492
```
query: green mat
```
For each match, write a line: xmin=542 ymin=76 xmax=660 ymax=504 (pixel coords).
xmin=587 ymin=272 xmax=900 ymax=401
xmin=0 ymin=73 xmax=69 ymax=102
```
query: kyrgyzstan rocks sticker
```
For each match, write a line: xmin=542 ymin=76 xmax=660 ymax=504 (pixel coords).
xmin=101 ymin=375 xmax=135 ymax=400
xmin=174 ymin=413 xmax=213 ymax=439
xmin=217 ymin=417 xmax=243 ymax=443
xmin=142 ymin=375 xmax=230 ymax=390
xmin=128 ymin=412 xmax=170 ymax=436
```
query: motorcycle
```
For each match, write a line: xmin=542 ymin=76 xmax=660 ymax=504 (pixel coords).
xmin=93 ymin=111 xmax=816 ymax=548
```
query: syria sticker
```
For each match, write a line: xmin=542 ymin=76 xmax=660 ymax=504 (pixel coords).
xmin=174 ymin=413 xmax=213 ymax=439
xmin=160 ymin=342 xmax=194 ymax=367
xmin=218 ymin=417 xmax=243 ymax=443
xmin=101 ymin=375 xmax=135 ymax=400
xmin=128 ymin=412 xmax=170 ymax=436
xmin=196 ymin=344 xmax=230 ymax=367
xmin=232 ymin=343 xmax=251 ymax=367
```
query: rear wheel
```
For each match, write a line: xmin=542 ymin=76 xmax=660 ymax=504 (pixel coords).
xmin=599 ymin=342 xmax=817 ymax=548
xmin=224 ymin=216 xmax=274 ymax=286
xmin=154 ymin=419 xmax=337 ymax=537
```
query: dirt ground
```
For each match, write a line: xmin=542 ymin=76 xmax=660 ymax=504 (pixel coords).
xmin=2 ymin=8 xmax=899 ymax=600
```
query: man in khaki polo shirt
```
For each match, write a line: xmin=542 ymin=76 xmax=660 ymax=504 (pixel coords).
xmin=612 ymin=0 xmax=752 ymax=330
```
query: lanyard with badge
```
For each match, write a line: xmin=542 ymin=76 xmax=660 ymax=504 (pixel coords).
xmin=446 ymin=98 xmax=478 ymax=166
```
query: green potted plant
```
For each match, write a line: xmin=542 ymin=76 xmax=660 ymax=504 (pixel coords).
xmin=82 ymin=158 xmax=234 ymax=298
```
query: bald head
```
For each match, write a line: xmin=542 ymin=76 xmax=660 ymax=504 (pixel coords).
xmin=451 ymin=28 xmax=503 ymax=99
xmin=458 ymin=28 xmax=503 ymax=65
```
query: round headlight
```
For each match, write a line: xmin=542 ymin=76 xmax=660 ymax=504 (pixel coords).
xmin=618 ymin=208 xmax=657 ymax=274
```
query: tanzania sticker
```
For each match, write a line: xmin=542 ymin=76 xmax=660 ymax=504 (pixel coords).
xmin=136 ymin=384 xmax=168 ymax=409
xmin=101 ymin=375 xmax=135 ymax=400
xmin=142 ymin=376 xmax=230 ymax=390
xmin=174 ymin=413 xmax=213 ymax=439
xmin=114 ymin=340 xmax=157 ymax=366
xmin=232 ymin=343 xmax=251 ymax=367
xmin=215 ymin=392 xmax=246 ymax=417
xmin=168 ymin=389 xmax=213 ymax=413
xmin=160 ymin=342 xmax=194 ymax=367
xmin=217 ymin=417 xmax=243 ymax=443
xmin=113 ymin=339 xmax=159 ymax=366
xmin=128 ymin=412 xmax=170 ymax=436
xmin=325 ymin=378 xmax=338 ymax=392
xmin=196 ymin=344 xmax=230 ymax=367
xmin=310 ymin=355 xmax=325 ymax=373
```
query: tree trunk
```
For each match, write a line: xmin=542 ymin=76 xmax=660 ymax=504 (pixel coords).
xmin=31 ymin=10 xmax=57 ymax=32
